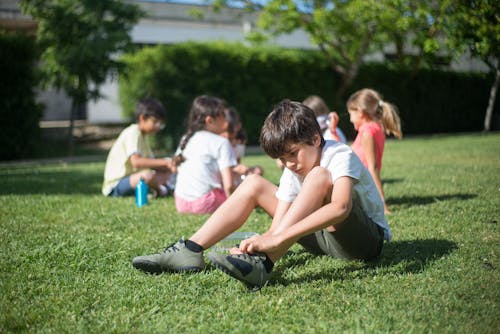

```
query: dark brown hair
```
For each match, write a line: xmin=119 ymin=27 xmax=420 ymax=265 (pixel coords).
xmin=173 ymin=95 xmax=227 ymax=166
xmin=260 ymin=99 xmax=325 ymax=158
xmin=135 ymin=97 xmax=166 ymax=121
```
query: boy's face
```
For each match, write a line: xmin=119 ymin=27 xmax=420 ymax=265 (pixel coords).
xmin=139 ymin=115 xmax=165 ymax=134
xmin=278 ymin=135 xmax=322 ymax=177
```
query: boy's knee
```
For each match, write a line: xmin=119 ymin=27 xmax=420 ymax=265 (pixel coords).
xmin=240 ymin=173 xmax=268 ymax=193
xmin=303 ymin=167 xmax=333 ymax=194
xmin=140 ymin=170 xmax=155 ymax=183
xmin=154 ymin=170 xmax=171 ymax=182
xmin=304 ymin=167 xmax=331 ymax=184
xmin=242 ymin=173 xmax=263 ymax=187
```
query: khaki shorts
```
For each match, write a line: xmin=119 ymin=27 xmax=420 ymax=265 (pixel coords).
xmin=298 ymin=200 xmax=384 ymax=261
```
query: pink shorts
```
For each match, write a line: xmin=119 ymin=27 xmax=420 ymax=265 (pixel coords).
xmin=175 ymin=188 xmax=227 ymax=214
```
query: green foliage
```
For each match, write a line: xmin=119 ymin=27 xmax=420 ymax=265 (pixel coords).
xmin=442 ymin=0 xmax=500 ymax=131
xmin=351 ymin=63 xmax=495 ymax=135
xmin=20 ymin=0 xmax=143 ymax=105
xmin=215 ymin=0 xmax=457 ymax=95
xmin=445 ymin=0 xmax=499 ymax=69
xmin=119 ymin=42 xmax=334 ymax=149
xmin=0 ymin=33 xmax=42 ymax=160
xmin=0 ymin=134 xmax=499 ymax=333
xmin=119 ymin=42 xmax=496 ymax=146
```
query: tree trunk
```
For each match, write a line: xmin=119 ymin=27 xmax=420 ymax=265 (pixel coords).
xmin=484 ymin=66 xmax=499 ymax=131
xmin=67 ymin=99 xmax=77 ymax=157
xmin=334 ymin=31 xmax=373 ymax=99
xmin=335 ymin=66 xmax=358 ymax=99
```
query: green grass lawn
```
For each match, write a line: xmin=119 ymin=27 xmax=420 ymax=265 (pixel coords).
xmin=1 ymin=133 xmax=499 ymax=333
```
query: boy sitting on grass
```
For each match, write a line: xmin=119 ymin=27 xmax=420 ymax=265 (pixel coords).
xmin=132 ymin=100 xmax=391 ymax=289
xmin=102 ymin=97 xmax=175 ymax=198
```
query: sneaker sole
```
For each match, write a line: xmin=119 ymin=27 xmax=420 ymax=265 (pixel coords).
xmin=207 ymin=253 xmax=264 ymax=291
xmin=132 ymin=260 xmax=202 ymax=274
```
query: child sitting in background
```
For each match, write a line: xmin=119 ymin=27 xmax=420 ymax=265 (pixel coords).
xmin=303 ymin=95 xmax=346 ymax=143
xmin=221 ymin=107 xmax=264 ymax=187
xmin=173 ymin=95 xmax=237 ymax=215
xmin=102 ymin=98 xmax=175 ymax=198
xmin=347 ymin=88 xmax=403 ymax=214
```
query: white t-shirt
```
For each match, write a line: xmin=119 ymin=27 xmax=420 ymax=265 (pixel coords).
xmin=233 ymin=144 xmax=246 ymax=161
xmin=102 ymin=124 xmax=153 ymax=196
xmin=175 ymin=130 xmax=237 ymax=201
xmin=275 ymin=140 xmax=392 ymax=240
xmin=323 ymin=127 xmax=347 ymax=144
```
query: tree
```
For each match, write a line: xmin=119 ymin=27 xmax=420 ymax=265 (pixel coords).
xmin=21 ymin=0 xmax=143 ymax=154
xmin=445 ymin=0 xmax=499 ymax=131
xmin=212 ymin=0 xmax=454 ymax=99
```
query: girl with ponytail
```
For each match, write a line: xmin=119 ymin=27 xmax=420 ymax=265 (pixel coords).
xmin=173 ymin=95 xmax=237 ymax=214
xmin=347 ymin=88 xmax=402 ymax=214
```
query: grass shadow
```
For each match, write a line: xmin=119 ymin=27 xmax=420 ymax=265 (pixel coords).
xmin=0 ymin=169 xmax=102 ymax=195
xmin=387 ymin=193 xmax=477 ymax=209
xmin=272 ymin=238 xmax=457 ymax=286
xmin=383 ymin=178 xmax=404 ymax=184
xmin=374 ymin=238 xmax=458 ymax=272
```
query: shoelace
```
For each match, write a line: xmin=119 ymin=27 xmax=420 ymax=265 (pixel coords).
xmin=162 ymin=242 xmax=180 ymax=253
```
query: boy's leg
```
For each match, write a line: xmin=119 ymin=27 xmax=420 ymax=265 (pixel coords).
xmin=132 ymin=174 xmax=278 ymax=274
xmin=189 ymin=174 xmax=278 ymax=249
xmin=298 ymin=199 xmax=384 ymax=261
xmin=207 ymin=167 xmax=334 ymax=289
xmin=109 ymin=176 xmax=134 ymax=197
xmin=265 ymin=166 xmax=382 ymax=261
xmin=265 ymin=166 xmax=334 ymax=261
xmin=129 ymin=170 xmax=171 ymax=196
xmin=151 ymin=170 xmax=172 ymax=196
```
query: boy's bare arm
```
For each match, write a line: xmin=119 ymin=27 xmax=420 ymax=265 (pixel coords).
xmin=220 ymin=166 xmax=234 ymax=196
xmin=129 ymin=153 xmax=174 ymax=171
xmin=266 ymin=200 xmax=291 ymax=236
xmin=240 ymin=176 xmax=354 ymax=254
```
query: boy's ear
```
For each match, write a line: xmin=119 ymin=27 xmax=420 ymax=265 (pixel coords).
xmin=313 ymin=134 xmax=322 ymax=147
xmin=205 ymin=115 xmax=213 ymax=125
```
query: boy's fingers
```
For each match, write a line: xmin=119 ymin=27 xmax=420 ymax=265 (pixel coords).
xmin=239 ymin=239 xmax=249 ymax=252
xmin=229 ymin=247 xmax=243 ymax=255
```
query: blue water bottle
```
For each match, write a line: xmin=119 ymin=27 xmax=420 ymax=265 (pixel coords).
xmin=135 ymin=178 xmax=148 ymax=207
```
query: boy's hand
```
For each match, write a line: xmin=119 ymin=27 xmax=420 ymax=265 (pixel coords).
xmin=328 ymin=112 xmax=343 ymax=142
xmin=239 ymin=234 xmax=282 ymax=254
xmin=328 ymin=112 xmax=339 ymax=132
xmin=168 ymin=161 xmax=177 ymax=173
xmin=232 ymin=164 xmax=248 ymax=175
xmin=163 ymin=157 xmax=177 ymax=173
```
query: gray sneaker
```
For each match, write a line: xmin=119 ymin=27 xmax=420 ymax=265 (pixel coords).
xmin=132 ymin=239 xmax=204 ymax=274
xmin=207 ymin=251 xmax=272 ymax=290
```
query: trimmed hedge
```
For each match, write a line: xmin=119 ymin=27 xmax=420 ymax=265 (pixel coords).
xmin=351 ymin=64 xmax=494 ymax=136
xmin=0 ymin=33 xmax=41 ymax=160
xmin=119 ymin=42 xmax=496 ymax=147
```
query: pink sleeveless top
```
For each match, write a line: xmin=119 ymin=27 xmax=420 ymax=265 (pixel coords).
xmin=351 ymin=122 xmax=385 ymax=171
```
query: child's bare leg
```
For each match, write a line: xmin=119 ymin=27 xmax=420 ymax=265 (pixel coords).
xmin=266 ymin=166 xmax=333 ymax=261
xmin=190 ymin=174 xmax=278 ymax=249
xmin=130 ymin=170 xmax=171 ymax=194
xmin=150 ymin=171 xmax=171 ymax=192
xmin=129 ymin=170 xmax=150 ymax=188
